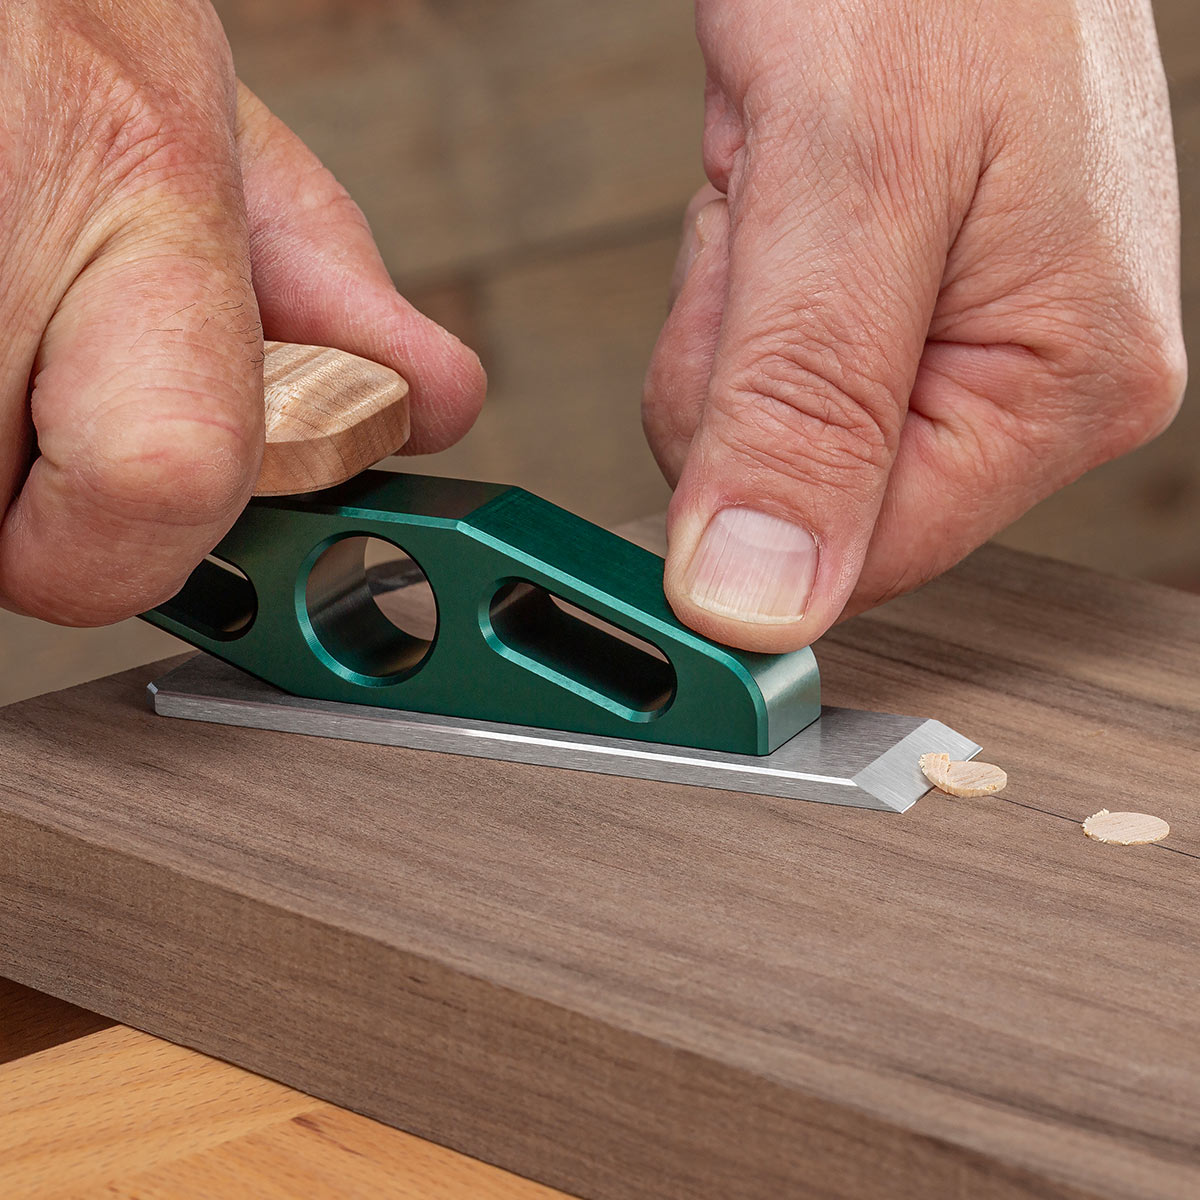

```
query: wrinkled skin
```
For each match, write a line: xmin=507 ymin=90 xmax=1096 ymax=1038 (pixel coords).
xmin=0 ymin=0 xmax=484 ymax=624
xmin=0 ymin=0 xmax=1186 ymax=654
xmin=646 ymin=0 xmax=1185 ymax=650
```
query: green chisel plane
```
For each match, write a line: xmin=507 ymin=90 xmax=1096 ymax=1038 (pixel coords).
xmin=143 ymin=343 xmax=979 ymax=811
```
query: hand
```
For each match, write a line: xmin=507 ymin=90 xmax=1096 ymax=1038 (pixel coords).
xmin=645 ymin=0 xmax=1186 ymax=652
xmin=0 ymin=1 xmax=484 ymax=625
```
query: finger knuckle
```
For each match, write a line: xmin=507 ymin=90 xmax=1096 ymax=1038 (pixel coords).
xmin=57 ymin=92 xmax=161 ymax=204
xmin=852 ymin=566 xmax=925 ymax=615
xmin=721 ymin=345 xmax=897 ymax=488
xmin=1059 ymin=315 xmax=1189 ymax=460
xmin=78 ymin=398 xmax=259 ymax=529
xmin=1112 ymin=328 xmax=1188 ymax=449
xmin=60 ymin=33 xmax=231 ymax=194
xmin=249 ymin=163 xmax=370 ymax=259
xmin=289 ymin=162 xmax=367 ymax=227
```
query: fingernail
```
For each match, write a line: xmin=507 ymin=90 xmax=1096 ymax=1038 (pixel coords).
xmin=683 ymin=507 xmax=818 ymax=623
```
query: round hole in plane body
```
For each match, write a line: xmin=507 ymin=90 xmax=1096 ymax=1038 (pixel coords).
xmin=303 ymin=535 xmax=437 ymax=683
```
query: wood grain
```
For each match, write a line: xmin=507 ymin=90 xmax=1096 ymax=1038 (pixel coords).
xmin=257 ymin=342 xmax=410 ymax=496
xmin=0 ymin=1022 xmax=568 ymax=1199
xmin=0 ymin=1025 xmax=311 ymax=1198
xmin=105 ymin=1103 xmax=568 ymax=1200
xmin=2 ymin=544 xmax=1199 ymax=1199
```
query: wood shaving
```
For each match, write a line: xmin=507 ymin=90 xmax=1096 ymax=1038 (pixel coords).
xmin=919 ymin=752 xmax=1008 ymax=798
xmin=1082 ymin=809 xmax=1170 ymax=846
xmin=919 ymin=752 xmax=952 ymax=788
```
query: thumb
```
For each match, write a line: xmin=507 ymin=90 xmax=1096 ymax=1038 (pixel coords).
xmin=663 ymin=119 xmax=967 ymax=652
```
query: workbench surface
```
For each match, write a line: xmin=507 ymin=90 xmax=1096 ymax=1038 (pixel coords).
xmin=0 ymin=977 xmax=567 ymax=1197
xmin=2 ymin=542 xmax=1199 ymax=1200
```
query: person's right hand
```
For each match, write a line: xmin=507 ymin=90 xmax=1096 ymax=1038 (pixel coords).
xmin=0 ymin=0 xmax=485 ymax=626
xmin=644 ymin=0 xmax=1185 ymax=654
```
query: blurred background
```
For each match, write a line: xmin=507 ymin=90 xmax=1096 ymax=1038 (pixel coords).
xmin=2 ymin=0 xmax=1197 ymax=705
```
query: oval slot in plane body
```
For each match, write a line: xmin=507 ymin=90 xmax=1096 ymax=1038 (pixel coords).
xmin=484 ymin=579 xmax=676 ymax=723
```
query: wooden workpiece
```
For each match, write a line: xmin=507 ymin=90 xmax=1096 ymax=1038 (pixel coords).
xmin=2 ymin=542 xmax=1199 ymax=1199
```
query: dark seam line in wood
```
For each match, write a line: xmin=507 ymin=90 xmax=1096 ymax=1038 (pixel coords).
xmin=994 ymin=795 xmax=1190 ymax=859
xmin=1155 ymin=844 xmax=1200 ymax=861
xmin=994 ymin=796 xmax=1084 ymax=822
xmin=856 ymin=1056 xmax=1200 ymax=1161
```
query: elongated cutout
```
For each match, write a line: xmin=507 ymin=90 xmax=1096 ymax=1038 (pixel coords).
xmin=488 ymin=580 xmax=676 ymax=719
xmin=159 ymin=555 xmax=257 ymax=642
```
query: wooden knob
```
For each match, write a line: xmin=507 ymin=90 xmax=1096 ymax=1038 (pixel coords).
xmin=254 ymin=341 xmax=411 ymax=497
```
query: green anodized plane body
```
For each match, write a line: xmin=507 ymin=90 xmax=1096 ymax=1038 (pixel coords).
xmin=143 ymin=470 xmax=821 ymax=756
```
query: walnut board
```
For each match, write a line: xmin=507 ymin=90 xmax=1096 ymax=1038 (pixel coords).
xmin=2 ymin=543 xmax=1199 ymax=1200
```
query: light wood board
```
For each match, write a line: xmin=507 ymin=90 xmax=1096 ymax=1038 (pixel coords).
xmin=2 ymin=543 xmax=1199 ymax=1199
xmin=0 ymin=982 xmax=567 ymax=1199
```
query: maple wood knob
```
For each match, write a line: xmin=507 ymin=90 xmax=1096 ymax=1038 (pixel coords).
xmin=254 ymin=341 xmax=411 ymax=497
